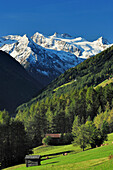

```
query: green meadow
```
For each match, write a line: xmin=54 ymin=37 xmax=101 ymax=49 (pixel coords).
xmin=4 ymin=133 xmax=113 ymax=170
xmin=95 ymin=78 xmax=113 ymax=89
xmin=53 ymin=80 xmax=75 ymax=92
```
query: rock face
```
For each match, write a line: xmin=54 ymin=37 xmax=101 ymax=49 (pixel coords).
xmin=0 ymin=32 xmax=112 ymax=86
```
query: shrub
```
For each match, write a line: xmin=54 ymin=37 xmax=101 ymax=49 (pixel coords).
xmin=42 ymin=136 xmax=52 ymax=145
xmin=42 ymin=133 xmax=73 ymax=146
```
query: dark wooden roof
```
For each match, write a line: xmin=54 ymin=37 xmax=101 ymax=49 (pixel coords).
xmin=25 ymin=155 xmax=41 ymax=160
xmin=45 ymin=134 xmax=61 ymax=138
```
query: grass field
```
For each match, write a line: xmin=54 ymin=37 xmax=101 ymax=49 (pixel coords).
xmin=53 ymin=80 xmax=75 ymax=92
xmin=4 ymin=133 xmax=113 ymax=170
xmin=95 ymin=78 xmax=113 ymax=89
xmin=53 ymin=77 xmax=113 ymax=92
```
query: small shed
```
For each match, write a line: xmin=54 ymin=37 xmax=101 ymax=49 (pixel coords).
xmin=45 ymin=134 xmax=61 ymax=138
xmin=45 ymin=134 xmax=61 ymax=145
xmin=25 ymin=155 xmax=41 ymax=167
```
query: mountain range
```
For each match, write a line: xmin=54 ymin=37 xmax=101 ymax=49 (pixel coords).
xmin=17 ymin=45 xmax=113 ymax=112
xmin=0 ymin=32 xmax=112 ymax=86
xmin=15 ymin=45 xmax=113 ymax=138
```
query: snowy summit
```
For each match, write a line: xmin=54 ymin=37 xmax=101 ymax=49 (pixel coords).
xmin=0 ymin=32 xmax=112 ymax=86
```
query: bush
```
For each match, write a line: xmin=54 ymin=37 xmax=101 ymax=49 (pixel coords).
xmin=42 ymin=136 xmax=52 ymax=145
xmin=42 ymin=133 xmax=73 ymax=146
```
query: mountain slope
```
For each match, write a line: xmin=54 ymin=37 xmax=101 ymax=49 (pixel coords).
xmin=0 ymin=34 xmax=84 ymax=86
xmin=47 ymin=45 xmax=113 ymax=88
xmin=0 ymin=32 xmax=112 ymax=86
xmin=15 ymin=45 xmax=113 ymax=137
xmin=95 ymin=77 xmax=113 ymax=89
xmin=16 ymin=45 xmax=113 ymax=111
xmin=0 ymin=50 xmax=42 ymax=114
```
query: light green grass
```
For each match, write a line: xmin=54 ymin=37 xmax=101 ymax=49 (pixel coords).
xmin=95 ymin=78 xmax=113 ymax=89
xmin=53 ymin=80 xmax=75 ymax=92
xmin=4 ymin=133 xmax=113 ymax=170
xmin=33 ymin=144 xmax=82 ymax=156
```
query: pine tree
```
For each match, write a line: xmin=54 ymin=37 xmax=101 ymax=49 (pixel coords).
xmin=73 ymin=124 xmax=89 ymax=151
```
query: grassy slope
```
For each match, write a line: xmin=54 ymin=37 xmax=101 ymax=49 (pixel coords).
xmin=54 ymin=76 xmax=113 ymax=92
xmin=54 ymin=77 xmax=113 ymax=92
xmin=95 ymin=78 xmax=113 ymax=88
xmin=53 ymin=80 xmax=75 ymax=92
xmin=4 ymin=133 xmax=113 ymax=170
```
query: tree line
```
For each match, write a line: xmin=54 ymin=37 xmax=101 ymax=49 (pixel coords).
xmin=1 ymin=45 xmax=113 ymax=168
xmin=1 ymin=82 xmax=113 ymax=168
xmin=0 ymin=110 xmax=28 ymax=169
xmin=72 ymin=116 xmax=108 ymax=151
xmin=16 ymin=83 xmax=113 ymax=147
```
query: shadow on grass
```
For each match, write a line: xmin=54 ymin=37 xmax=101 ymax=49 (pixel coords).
xmin=90 ymin=161 xmax=105 ymax=168
xmin=41 ymin=150 xmax=72 ymax=160
xmin=89 ymin=158 xmax=107 ymax=168
xmin=42 ymin=161 xmax=59 ymax=166
xmin=85 ymin=147 xmax=92 ymax=151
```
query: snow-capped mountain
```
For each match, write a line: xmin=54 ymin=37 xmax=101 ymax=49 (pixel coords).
xmin=32 ymin=32 xmax=111 ymax=58
xmin=0 ymin=32 xmax=112 ymax=86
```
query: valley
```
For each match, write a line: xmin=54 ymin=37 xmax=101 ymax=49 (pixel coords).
xmin=0 ymin=0 xmax=113 ymax=169
xmin=0 ymin=39 xmax=113 ymax=170
xmin=4 ymin=133 xmax=113 ymax=170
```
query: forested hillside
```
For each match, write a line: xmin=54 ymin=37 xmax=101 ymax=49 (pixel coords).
xmin=15 ymin=45 xmax=113 ymax=148
xmin=1 ymin=45 xmax=113 ymax=169
xmin=17 ymin=45 xmax=113 ymax=110
xmin=45 ymin=44 xmax=113 ymax=93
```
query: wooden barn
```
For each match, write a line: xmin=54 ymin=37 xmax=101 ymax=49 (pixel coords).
xmin=25 ymin=155 xmax=41 ymax=167
xmin=45 ymin=133 xmax=61 ymax=145
xmin=45 ymin=134 xmax=61 ymax=138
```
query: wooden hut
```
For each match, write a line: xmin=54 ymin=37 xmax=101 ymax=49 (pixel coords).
xmin=25 ymin=155 xmax=41 ymax=167
xmin=45 ymin=134 xmax=61 ymax=138
xmin=45 ymin=133 xmax=61 ymax=145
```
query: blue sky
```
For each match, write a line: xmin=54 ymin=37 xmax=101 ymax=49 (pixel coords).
xmin=0 ymin=0 xmax=113 ymax=42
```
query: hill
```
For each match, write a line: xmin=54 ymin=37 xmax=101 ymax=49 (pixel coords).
xmin=95 ymin=77 xmax=113 ymax=88
xmin=46 ymin=44 xmax=113 ymax=92
xmin=0 ymin=50 xmax=42 ymax=114
xmin=5 ymin=45 xmax=113 ymax=169
xmin=4 ymin=133 xmax=113 ymax=170
xmin=17 ymin=44 xmax=113 ymax=111
xmin=15 ymin=45 xmax=113 ymax=149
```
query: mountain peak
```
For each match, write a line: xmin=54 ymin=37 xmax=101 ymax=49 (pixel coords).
xmin=34 ymin=32 xmax=44 ymax=37
xmin=61 ymin=33 xmax=72 ymax=38
xmin=97 ymin=37 xmax=109 ymax=45
xmin=52 ymin=32 xmax=72 ymax=38
xmin=52 ymin=32 xmax=61 ymax=37
xmin=0 ymin=32 xmax=112 ymax=92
